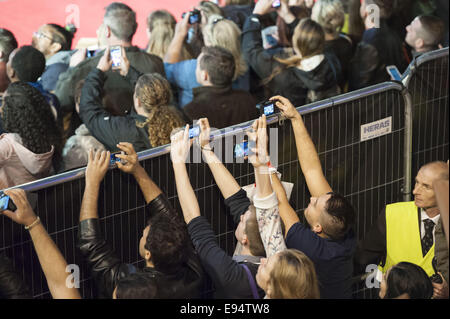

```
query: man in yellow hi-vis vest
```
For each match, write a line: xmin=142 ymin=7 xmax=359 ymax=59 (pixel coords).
xmin=355 ymin=161 xmax=449 ymax=298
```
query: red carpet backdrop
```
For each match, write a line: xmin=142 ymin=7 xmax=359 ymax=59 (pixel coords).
xmin=0 ymin=0 xmax=207 ymax=48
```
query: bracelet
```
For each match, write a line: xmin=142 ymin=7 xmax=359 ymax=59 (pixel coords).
xmin=201 ymin=145 xmax=214 ymax=152
xmin=25 ymin=217 xmax=41 ymax=230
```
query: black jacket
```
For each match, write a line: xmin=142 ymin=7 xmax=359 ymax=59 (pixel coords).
xmin=187 ymin=189 xmax=265 ymax=299
xmin=0 ymin=254 xmax=32 ymax=299
xmin=79 ymin=67 xmax=152 ymax=153
xmin=77 ymin=194 xmax=205 ymax=299
xmin=55 ymin=46 xmax=164 ymax=114
xmin=242 ymin=14 xmax=342 ymax=107
xmin=349 ymin=19 xmax=408 ymax=91
xmin=183 ymin=85 xmax=259 ymax=129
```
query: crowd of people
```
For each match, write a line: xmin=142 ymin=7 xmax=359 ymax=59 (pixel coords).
xmin=0 ymin=0 xmax=448 ymax=300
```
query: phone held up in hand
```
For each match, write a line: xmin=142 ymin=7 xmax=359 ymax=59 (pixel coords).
xmin=110 ymin=46 xmax=122 ymax=69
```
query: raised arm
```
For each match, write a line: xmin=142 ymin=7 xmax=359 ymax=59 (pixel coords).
xmin=272 ymin=95 xmax=332 ymax=197
xmin=248 ymin=115 xmax=287 ymax=256
xmin=80 ymin=150 xmax=110 ymax=222
xmin=198 ymin=118 xmax=241 ymax=200
xmin=164 ymin=14 xmax=191 ymax=64
xmin=2 ymin=189 xmax=81 ymax=299
xmin=171 ymin=126 xmax=201 ymax=224
xmin=271 ymin=172 xmax=300 ymax=236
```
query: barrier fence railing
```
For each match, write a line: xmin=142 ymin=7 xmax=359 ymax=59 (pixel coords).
xmin=404 ymin=47 xmax=449 ymax=195
xmin=2 ymin=47 xmax=448 ymax=299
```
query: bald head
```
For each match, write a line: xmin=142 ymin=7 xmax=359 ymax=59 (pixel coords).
xmin=413 ymin=161 xmax=449 ymax=211
xmin=420 ymin=161 xmax=449 ymax=182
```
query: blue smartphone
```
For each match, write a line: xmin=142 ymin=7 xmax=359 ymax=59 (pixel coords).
xmin=386 ymin=65 xmax=402 ymax=81
xmin=234 ymin=141 xmax=249 ymax=158
xmin=0 ymin=193 xmax=17 ymax=212
xmin=189 ymin=126 xmax=200 ymax=139
xmin=110 ymin=153 xmax=121 ymax=165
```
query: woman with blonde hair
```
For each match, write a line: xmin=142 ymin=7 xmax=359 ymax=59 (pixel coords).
xmin=311 ymin=0 xmax=353 ymax=89
xmin=243 ymin=0 xmax=342 ymax=106
xmin=79 ymin=47 xmax=185 ymax=153
xmin=164 ymin=13 xmax=250 ymax=108
xmin=145 ymin=10 xmax=192 ymax=61
xmin=256 ymin=249 xmax=320 ymax=299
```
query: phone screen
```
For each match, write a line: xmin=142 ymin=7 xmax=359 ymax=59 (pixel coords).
xmin=110 ymin=46 xmax=122 ymax=68
xmin=0 ymin=194 xmax=9 ymax=211
xmin=234 ymin=141 xmax=249 ymax=158
xmin=189 ymin=126 xmax=200 ymax=139
xmin=190 ymin=12 xmax=200 ymax=24
xmin=264 ymin=103 xmax=275 ymax=116
xmin=110 ymin=153 xmax=121 ymax=164
xmin=272 ymin=0 xmax=281 ymax=8
xmin=386 ymin=65 xmax=402 ymax=81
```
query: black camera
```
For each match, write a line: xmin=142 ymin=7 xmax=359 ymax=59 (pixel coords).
xmin=257 ymin=99 xmax=279 ymax=117
xmin=182 ymin=9 xmax=201 ymax=24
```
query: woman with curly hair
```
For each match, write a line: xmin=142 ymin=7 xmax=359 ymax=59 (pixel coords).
xmin=0 ymin=82 xmax=63 ymax=189
xmin=79 ymin=47 xmax=186 ymax=153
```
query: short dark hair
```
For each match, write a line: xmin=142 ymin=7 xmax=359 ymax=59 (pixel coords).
xmin=385 ymin=262 xmax=433 ymax=299
xmin=417 ymin=15 xmax=445 ymax=48
xmin=199 ymin=46 xmax=235 ymax=86
xmin=0 ymin=28 xmax=18 ymax=61
xmin=321 ymin=192 xmax=356 ymax=240
xmin=11 ymin=46 xmax=46 ymax=82
xmin=245 ymin=205 xmax=266 ymax=257
xmin=47 ymin=23 xmax=76 ymax=51
xmin=145 ymin=213 xmax=189 ymax=274
xmin=104 ymin=2 xmax=137 ymax=42
xmin=115 ymin=273 xmax=157 ymax=299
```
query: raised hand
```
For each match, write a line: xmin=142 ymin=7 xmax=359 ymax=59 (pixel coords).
xmin=96 ymin=47 xmax=113 ymax=73
xmin=170 ymin=125 xmax=192 ymax=164
xmin=116 ymin=142 xmax=140 ymax=174
xmin=85 ymin=149 xmax=111 ymax=187
xmin=1 ymin=189 xmax=38 ymax=227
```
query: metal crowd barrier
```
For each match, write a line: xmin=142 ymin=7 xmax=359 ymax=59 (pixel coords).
xmin=0 ymin=81 xmax=410 ymax=299
xmin=403 ymin=47 xmax=449 ymax=190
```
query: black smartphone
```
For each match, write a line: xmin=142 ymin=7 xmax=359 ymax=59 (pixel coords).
xmin=234 ymin=141 xmax=249 ymax=158
xmin=182 ymin=9 xmax=201 ymax=24
xmin=110 ymin=46 xmax=122 ymax=69
xmin=0 ymin=193 xmax=17 ymax=212
xmin=189 ymin=126 xmax=200 ymax=139
xmin=272 ymin=0 xmax=281 ymax=8
xmin=86 ymin=49 xmax=97 ymax=58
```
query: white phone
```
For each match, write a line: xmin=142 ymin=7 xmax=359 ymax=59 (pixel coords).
xmin=110 ymin=46 xmax=122 ymax=69
xmin=386 ymin=65 xmax=402 ymax=81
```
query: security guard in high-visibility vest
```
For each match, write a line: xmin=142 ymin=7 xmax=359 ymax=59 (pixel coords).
xmin=355 ymin=161 xmax=449 ymax=298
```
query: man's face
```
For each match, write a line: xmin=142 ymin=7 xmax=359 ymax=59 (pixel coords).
xmin=195 ymin=53 xmax=204 ymax=84
xmin=412 ymin=167 xmax=438 ymax=209
xmin=235 ymin=210 xmax=251 ymax=243
xmin=5 ymin=48 xmax=17 ymax=81
xmin=405 ymin=17 xmax=423 ymax=49
xmin=32 ymin=25 xmax=55 ymax=57
xmin=139 ymin=225 xmax=150 ymax=259
xmin=304 ymin=194 xmax=330 ymax=232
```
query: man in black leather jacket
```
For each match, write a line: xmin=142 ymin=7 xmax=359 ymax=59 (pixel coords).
xmin=0 ymin=254 xmax=31 ymax=299
xmin=77 ymin=143 xmax=204 ymax=299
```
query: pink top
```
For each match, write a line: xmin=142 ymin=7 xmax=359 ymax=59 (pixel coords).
xmin=0 ymin=133 xmax=54 ymax=190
